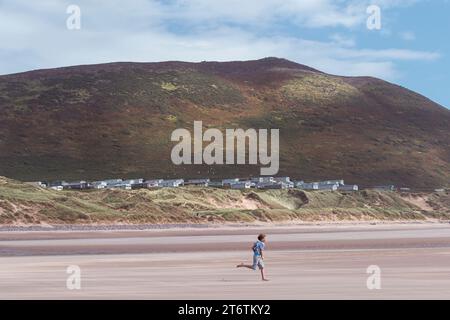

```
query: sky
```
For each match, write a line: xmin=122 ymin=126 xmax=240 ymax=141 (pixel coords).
xmin=1 ymin=0 xmax=449 ymax=108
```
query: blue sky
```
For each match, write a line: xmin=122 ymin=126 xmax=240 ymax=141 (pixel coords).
xmin=1 ymin=0 xmax=449 ymax=108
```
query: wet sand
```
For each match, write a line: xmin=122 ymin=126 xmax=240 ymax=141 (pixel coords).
xmin=1 ymin=223 xmax=450 ymax=299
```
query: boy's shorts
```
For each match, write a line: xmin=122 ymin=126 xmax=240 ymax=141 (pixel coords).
xmin=252 ymin=255 xmax=264 ymax=270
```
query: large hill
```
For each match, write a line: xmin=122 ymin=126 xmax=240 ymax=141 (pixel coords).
xmin=0 ymin=58 xmax=448 ymax=187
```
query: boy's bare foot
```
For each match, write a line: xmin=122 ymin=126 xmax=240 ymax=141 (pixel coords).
xmin=236 ymin=263 xmax=244 ymax=268
xmin=262 ymin=278 xmax=270 ymax=281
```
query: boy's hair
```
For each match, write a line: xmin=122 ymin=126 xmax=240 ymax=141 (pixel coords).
xmin=258 ymin=234 xmax=266 ymax=241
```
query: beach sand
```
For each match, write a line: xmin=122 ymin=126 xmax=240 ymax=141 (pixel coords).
xmin=1 ymin=223 xmax=450 ymax=299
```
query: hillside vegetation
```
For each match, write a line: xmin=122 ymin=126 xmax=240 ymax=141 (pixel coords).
xmin=0 ymin=58 xmax=449 ymax=188
xmin=0 ymin=177 xmax=448 ymax=225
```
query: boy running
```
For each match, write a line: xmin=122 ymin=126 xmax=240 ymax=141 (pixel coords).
xmin=237 ymin=234 xmax=269 ymax=281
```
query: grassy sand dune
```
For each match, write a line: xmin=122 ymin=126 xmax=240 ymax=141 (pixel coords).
xmin=0 ymin=177 xmax=448 ymax=225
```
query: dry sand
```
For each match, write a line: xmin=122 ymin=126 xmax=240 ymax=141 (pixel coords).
xmin=1 ymin=223 xmax=450 ymax=299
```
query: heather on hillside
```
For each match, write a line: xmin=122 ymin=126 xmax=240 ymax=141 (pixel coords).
xmin=0 ymin=58 xmax=448 ymax=188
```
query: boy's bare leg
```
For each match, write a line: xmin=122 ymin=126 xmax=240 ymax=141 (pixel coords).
xmin=236 ymin=263 xmax=254 ymax=270
xmin=261 ymin=268 xmax=269 ymax=281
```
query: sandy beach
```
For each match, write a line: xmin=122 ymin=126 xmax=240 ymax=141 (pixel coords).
xmin=1 ymin=223 xmax=450 ymax=299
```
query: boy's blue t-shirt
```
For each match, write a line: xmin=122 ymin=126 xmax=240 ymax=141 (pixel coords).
xmin=253 ymin=240 xmax=265 ymax=256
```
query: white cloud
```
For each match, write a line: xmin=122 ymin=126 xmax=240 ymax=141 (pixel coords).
xmin=0 ymin=0 xmax=438 ymax=82
xmin=335 ymin=48 xmax=438 ymax=61
xmin=158 ymin=0 xmax=366 ymax=28
xmin=399 ymin=31 xmax=416 ymax=41
xmin=329 ymin=34 xmax=356 ymax=47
